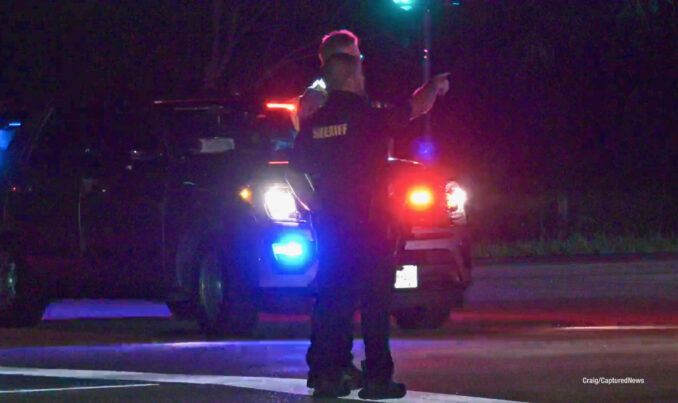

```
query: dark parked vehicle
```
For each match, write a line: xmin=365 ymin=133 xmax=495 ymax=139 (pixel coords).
xmin=0 ymin=99 xmax=471 ymax=334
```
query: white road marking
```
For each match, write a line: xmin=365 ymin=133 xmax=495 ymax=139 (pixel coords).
xmin=557 ymin=326 xmax=678 ymax=331
xmin=0 ymin=366 xmax=522 ymax=402
xmin=0 ymin=383 xmax=158 ymax=394
xmin=42 ymin=299 xmax=171 ymax=320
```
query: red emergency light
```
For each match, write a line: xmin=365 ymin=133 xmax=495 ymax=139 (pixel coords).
xmin=266 ymin=102 xmax=297 ymax=112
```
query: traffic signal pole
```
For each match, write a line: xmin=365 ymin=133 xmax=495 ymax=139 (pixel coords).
xmin=393 ymin=0 xmax=438 ymax=158
xmin=422 ymin=4 xmax=432 ymax=139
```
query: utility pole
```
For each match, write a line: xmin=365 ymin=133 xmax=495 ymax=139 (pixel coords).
xmin=394 ymin=0 xmax=461 ymax=160
xmin=422 ymin=2 xmax=432 ymax=140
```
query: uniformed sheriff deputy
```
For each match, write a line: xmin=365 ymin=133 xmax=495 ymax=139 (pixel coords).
xmin=296 ymin=29 xmax=369 ymax=393
xmin=293 ymin=29 xmax=362 ymax=133
xmin=289 ymin=53 xmax=449 ymax=399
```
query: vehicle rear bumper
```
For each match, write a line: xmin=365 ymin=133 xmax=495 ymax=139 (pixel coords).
xmin=392 ymin=225 xmax=472 ymax=309
xmin=400 ymin=225 xmax=472 ymax=281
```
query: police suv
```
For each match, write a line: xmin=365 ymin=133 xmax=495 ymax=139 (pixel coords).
xmin=0 ymin=99 xmax=471 ymax=335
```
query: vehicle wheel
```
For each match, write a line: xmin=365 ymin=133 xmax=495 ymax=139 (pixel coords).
xmin=394 ymin=306 xmax=450 ymax=330
xmin=197 ymin=241 xmax=258 ymax=337
xmin=0 ymin=250 xmax=46 ymax=327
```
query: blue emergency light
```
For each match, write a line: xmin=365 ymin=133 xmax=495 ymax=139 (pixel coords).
xmin=413 ymin=137 xmax=437 ymax=163
xmin=272 ymin=233 xmax=311 ymax=269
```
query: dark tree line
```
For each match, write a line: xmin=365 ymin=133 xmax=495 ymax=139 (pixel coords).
xmin=425 ymin=1 xmax=677 ymax=240
xmin=2 ymin=0 xmax=676 ymax=240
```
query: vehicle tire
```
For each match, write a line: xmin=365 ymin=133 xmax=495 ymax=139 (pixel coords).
xmin=196 ymin=240 xmax=258 ymax=337
xmin=394 ymin=306 xmax=451 ymax=330
xmin=0 ymin=249 xmax=47 ymax=327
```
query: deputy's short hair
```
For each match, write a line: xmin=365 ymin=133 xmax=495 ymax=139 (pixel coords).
xmin=321 ymin=53 xmax=361 ymax=90
xmin=319 ymin=30 xmax=359 ymax=64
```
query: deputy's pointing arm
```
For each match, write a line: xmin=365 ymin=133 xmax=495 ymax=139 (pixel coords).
xmin=409 ymin=72 xmax=450 ymax=119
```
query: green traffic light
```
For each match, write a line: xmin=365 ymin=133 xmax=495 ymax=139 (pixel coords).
xmin=393 ymin=0 xmax=414 ymax=11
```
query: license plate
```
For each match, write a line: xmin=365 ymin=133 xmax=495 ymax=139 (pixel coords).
xmin=395 ymin=265 xmax=418 ymax=289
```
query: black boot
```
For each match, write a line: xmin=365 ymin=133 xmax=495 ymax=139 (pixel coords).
xmin=358 ymin=379 xmax=407 ymax=400
xmin=308 ymin=362 xmax=363 ymax=390
xmin=342 ymin=361 xmax=364 ymax=390
xmin=311 ymin=375 xmax=350 ymax=398
xmin=358 ymin=360 xmax=406 ymax=399
xmin=306 ymin=369 xmax=317 ymax=389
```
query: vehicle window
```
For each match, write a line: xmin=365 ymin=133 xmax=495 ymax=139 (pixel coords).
xmin=255 ymin=112 xmax=297 ymax=158
xmin=151 ymin=103 xmax=296 ymax=157
xmin=102 ymin=114 xmax=165 ymax=161
xmin=154 ymin=107 xmax=251 ymax=147
xmin=28 ymin=117 xmax=65 ymax=170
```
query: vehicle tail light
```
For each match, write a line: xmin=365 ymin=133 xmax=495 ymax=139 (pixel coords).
xmin=407 ymin=187 xmax=434 ymax=211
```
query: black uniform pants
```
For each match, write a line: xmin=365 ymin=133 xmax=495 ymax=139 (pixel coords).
xmin=306 ymin=208 xmax=395 ymax=383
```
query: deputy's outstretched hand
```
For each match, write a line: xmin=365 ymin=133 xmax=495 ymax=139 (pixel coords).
xmin=409 ymin=72 xmax=451 ymax=119
xmin=432 ymin=72 xmax=450 ymax=96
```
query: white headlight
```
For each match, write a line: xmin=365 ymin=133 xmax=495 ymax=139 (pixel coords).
xmin=264 ymin=185 xmax=299 ymax=221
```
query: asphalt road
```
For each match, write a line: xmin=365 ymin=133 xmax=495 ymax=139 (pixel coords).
xmin=1 ymin=257 xmax=677 ymax=402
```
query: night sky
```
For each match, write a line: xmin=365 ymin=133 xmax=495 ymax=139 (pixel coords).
xmin=2 ymin=0 xmax=676 ymax=241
